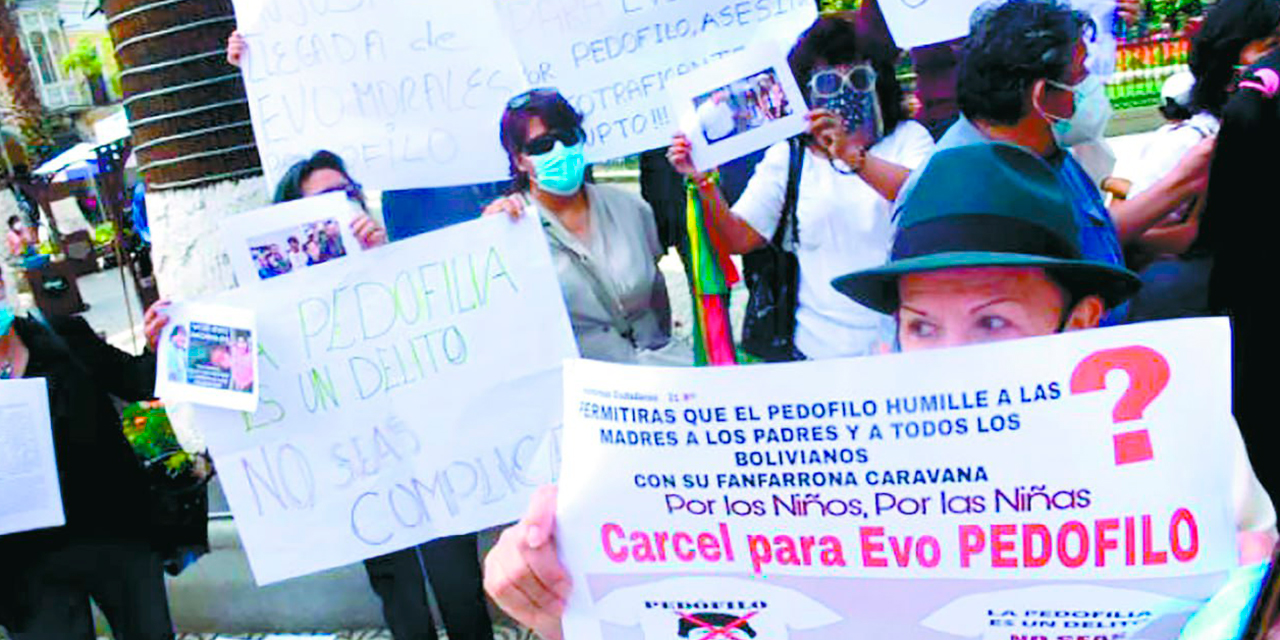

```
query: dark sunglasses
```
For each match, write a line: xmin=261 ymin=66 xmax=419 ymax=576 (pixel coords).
xmin=507 ymin=87 xmax=561 ymax=111
xmin=522 ymin=128 xmax=584 ymax=156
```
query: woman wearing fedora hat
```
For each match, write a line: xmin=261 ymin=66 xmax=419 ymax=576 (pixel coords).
xmin=480 ymin=142 xmax=1275 ymax=640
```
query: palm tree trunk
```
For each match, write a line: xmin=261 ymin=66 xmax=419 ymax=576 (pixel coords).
xmin=104 ymin=0 xmax=268 ymax=450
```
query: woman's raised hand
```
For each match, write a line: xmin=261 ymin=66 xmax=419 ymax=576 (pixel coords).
xmin=350 ymin=213 xmax=388 ymax=248
xmin=484 ymin=485 xmax=570 ymax=640
xmin=666 ymin=133 xmax=705 ymax=180
xmin=227 ymin=30 xmax=247 ymax=67
xmin=143 ymin=299 xmax=173 ymax=352
xmin=482 ymin=195 xmax=527 ymax=221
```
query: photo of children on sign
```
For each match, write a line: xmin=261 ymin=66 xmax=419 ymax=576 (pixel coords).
xmin=155 ymin=303 xmax=258 ymax=412
xmin=693 ymin=67 xmax=792 ymax=144
xmin=184 ymin=322 xmax=255 ymax=393
xmin=246 ymin=218 xmax=348 ymax=280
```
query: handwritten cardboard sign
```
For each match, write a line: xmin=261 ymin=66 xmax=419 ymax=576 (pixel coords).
xmin=558 ymin=318 xmax=1244 ymax=640
xmin=231 ymin=0 xmax=525 ymax=191
xmin=232 ymin=0 xmax=819 ymax=191
xmin=195 ymin=213 xmax=577 ymax=584
xmin=494 ymin=0 xmax=817 ymax=165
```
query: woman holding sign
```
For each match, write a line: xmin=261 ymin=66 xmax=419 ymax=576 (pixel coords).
xmin=144 ymin=147 xmax=491 ymax=640
xmin=0 ymin=282 xmax=177 ymax=639
xmin=481 ymin=143 xmax=1277 ymax=640
xmin=490 ymin=89 xmax=677 ymax=364
xmin=668 ymin=16 xmax=935 ymax=362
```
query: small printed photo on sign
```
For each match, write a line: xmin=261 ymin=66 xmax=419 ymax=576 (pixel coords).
xmin=156 ymin=303 xmax=258 ymax=412
xmin=220 ymin=191 xmax=364 ymax=286
xmin=693 ymin=67 xmax=794 ymax=144
xmin=245 ymin=218 xmax=348 ymax=281
xmin=670 ymin=43 xmax=809 ymax=172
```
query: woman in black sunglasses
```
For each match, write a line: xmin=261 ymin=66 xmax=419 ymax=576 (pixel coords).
xmin=668 ymin=16 xmax=935 ymax=362
xmin=489 ymin=89 xmax=677 ymax=364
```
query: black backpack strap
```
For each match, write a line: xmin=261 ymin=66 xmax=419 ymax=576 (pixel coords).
xmin=774 ymin=136 xmax=805 ymax=250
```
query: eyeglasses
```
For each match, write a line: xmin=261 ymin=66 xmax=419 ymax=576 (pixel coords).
xmin=808 ymin=64 xmax=877 ymax=99
xmin=507 ymin=87 xmax=561 ymax=111
xmin=522 ymin=128 xmax=584 ymax=156
xmin=316 ymin=181 xmax=364 ymax=202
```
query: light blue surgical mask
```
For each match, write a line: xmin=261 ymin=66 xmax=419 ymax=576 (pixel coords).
xmin=0 ymin=301 xmax=15 ymax=348
xmin=1044 ymin=75 xmax=1112 ymax=147
xmin=531 ymin=141 xmax=587 ymax=197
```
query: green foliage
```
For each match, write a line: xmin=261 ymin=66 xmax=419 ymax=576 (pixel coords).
xmin=820 ymin=0 xmax=860 ymax=13
xmin=60 ymin=37 xmax=102 ymax=78
xmin=92 ymin=221 xmax=115 ymax=246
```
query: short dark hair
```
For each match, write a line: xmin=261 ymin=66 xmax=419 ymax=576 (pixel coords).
xmin=1159 ymin=97 xmax=1195 ymax=121
xmin=1190 ymin=0 xmax=1280 ymax=115
xmin=957 ymin=0 xmax=1094 ymax=126
xmin=499 ymin=89 xmax=585 ymax=193
xmin=7 ymin=215 xmax=20 ymax=229
xmin=787 ymin=16 xmax=907 ymax=134
xmin=272 ymin=150 xmax=354 ymax=204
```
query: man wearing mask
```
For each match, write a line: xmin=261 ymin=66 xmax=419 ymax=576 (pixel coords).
xmin=901 ymin=0 xmax=1214 ymax=323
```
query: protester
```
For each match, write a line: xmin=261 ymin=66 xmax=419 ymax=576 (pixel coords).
xmin=480 ymin=143 xmax=1277 ymax=640
xmin=146 ymin=147 xmax=489 ymax=640
xmin=6 ymin=214 xmax=36 ymax=258
xmin=668 ymin=16 xmax=934 ymax=361
xmin=1111 ymin=71 xmax=1219 ymax=321
xmin=487 ymin=88 xmax=677 ymax=364
xmin=0 ymin=279 xmax=176 ymax=639
xmin=904 ymin=0 xmax=1215 ymax=325
xmin=1190 ymin=0 xmax=1280 ymax=500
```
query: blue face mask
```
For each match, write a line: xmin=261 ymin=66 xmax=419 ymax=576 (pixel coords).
xmin=531 ymin=141 xmax=587 ymax=197
xmin=0 ymin=300 xmax=15 ymax=338
xmin=1044 ymin=75 xmax=1112 ymax=147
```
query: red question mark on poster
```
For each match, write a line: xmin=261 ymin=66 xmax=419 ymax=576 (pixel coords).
xmin=1070 ymin=346 xmax=1171 ymax=465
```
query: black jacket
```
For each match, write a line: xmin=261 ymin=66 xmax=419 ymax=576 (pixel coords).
xmin=1 ymin=315 xmax=157 ymax=563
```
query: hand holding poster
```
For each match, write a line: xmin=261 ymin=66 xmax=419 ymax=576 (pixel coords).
xmin=220 ymin=192 xmax=364 ymax=284
xmin=558 ymin=319 xmax=1247 ymax=640
xmin=0 ymin=379 xmax=63 ymax=536
xmin=156 ymin=303 xmax=259 ymax=412
xmin=670 ymin=44 xmax=808 ymax=172
xmin=195 ymin=213 xmax=577 ymax=584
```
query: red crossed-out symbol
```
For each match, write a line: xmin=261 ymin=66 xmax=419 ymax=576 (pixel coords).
xmin=674 ymin=610 xmax=760 ymax=640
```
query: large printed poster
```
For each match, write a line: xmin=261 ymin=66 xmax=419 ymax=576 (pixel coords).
xmin=559 ymin=318 xmax=1242 ymax=640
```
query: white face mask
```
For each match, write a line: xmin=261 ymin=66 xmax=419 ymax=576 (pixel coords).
xmin=1042 ymin=75 xmax=1113 ymax=147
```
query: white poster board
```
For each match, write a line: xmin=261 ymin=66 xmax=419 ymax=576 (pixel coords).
xmin=196 ymin=213 xmax=578 ymax=584
xmin=0 ymin=378 xmax=63 ymax=536
xmin=219 ymin=192 xmax=364 ymax=284
xmin=881 ymin=0 xmax=1117 ymax=70
xmin=559 ymin=318 xmax=1244 ymax=640
xmin=156 ymin=303 xmax=259 ymax=412
xmin=879 ymin=0 xmax=986 ymax=49
xmin=230 ymin=0 xmax=526 ymax=191
xmin=493 ymin=0 xmax=817 ymax=163
xmin=671 ymin=44 xmax=808 ymax=172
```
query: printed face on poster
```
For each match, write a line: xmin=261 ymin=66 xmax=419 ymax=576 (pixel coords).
xmin=556 ymin=318 xmax=1245 ymax=640
xmin=156 ymin=303 xmax=259 ymax=413
xmin=192 ymin=213 xmax=578 ymax=585
xmin=671 ymin=44 xmax=808 ymax=172
xmin=0 ymin=378 xmax=64 ymax=536
xmin=219 ymin=192 xmax=364 ymax=285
